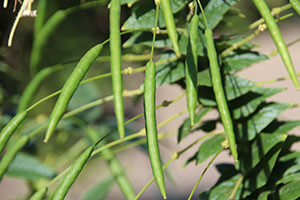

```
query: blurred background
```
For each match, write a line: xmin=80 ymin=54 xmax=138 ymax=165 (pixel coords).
xmin=0 ymin=0 xmax=300 ymax=199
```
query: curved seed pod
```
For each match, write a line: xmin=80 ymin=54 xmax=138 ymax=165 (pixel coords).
xmin=160 ymin=0 xmax=181 ymax=57
xmin=110 ymin=0 xmax=125 ymax=138
xmin=0 ymin=136 xmax=29 ymax=180
xmin=205 ymin=28 xmax=238 ymax=162
xmin=29 ymin=187 xmax=48 ymax=200
xmin=0 ymin=111 xmax=27 ymax=154
xmin=52 ymin=145 xmax=94 ymax=200
xmin=30 ymin=1 xmax=104 ymax=74
xmin=102 ymin=149 xmax=136 ymax=200
xmin=18 ymin=66 xmax=61 ymax=113
xmin=290 ymin=0 xmax=300 ymax=16
xmin=44 ymin=44 xmax=103 ymax=143
xmin=185 ymin=14 xmax=199 ymax=126
xmin=253 ymin=0 xmax=299 ymax=88
xmin=30 ymin=10 xmax=67 ymax=75
xmin=144 ymin=61 xmax=167 ymax=199
xmin=34 ymin=0 xmax=48 ymax=36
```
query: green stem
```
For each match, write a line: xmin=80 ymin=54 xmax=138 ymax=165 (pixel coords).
xmin=221 ymin=12 xmax=294 ymax=57
xmin=249 ymin=3 xmax=292 ymax=29
xmin=26 ymin=56 xmax=178 ymax=112
xmin=228 ymin=176 xmax=243 ymax=200
xmin=134 ymin=130 xmax=224 ymax=199
xmin=187 ymin=149 xmax=222 ymax=200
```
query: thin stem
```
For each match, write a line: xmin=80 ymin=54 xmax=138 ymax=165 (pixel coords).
xmin=257 ymin=72 xmax=300 ymax=86
xmin=269 ymin=37 xmax=300 ymax=57
xmin=93 ymin=107 xmax=187 ymax=156
xmin=249 ymin=3 xmax=292 ymax=29
xmin=228 ymin=176 xmax=243 ymax=200
xmin=134 ymin=153 xmax=178 ymax=200
xmin=27 ymin=89 xmax=142 ymax=138
xmin=196 ymin=0 xmax=208 ymax=27
xmin=221 ymin=12 xmax=294 ymax=57
xmin=25 ymin=56 xmax=179 ymax=112
xmin=221 ymin=28 xmax=262 ymax=57
xmin=187 ymin=149 xmax=222 ymax=200
xmin=111 ymin=131 xmax=177 ymax=155
xmin=134 ymin=130 xmax=224 ymax=199
xmin=39 ymin=107 xmax=186 ymax=191
xmin=150 ymin=1 xmax=160 ymax=61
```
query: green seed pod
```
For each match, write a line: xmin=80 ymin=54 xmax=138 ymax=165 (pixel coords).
xmin=0 ymin=136 xmax=29 ymax=180
xmin=18 ymin=66 xmax=61 ymax=113
xmin=102 ymin=149 xmax=136 ymax=200
xmin=0 ymin=111 xmax=27 ymax=154
xmin=160 ymin=0 xmax=181 ymax=57
xmin=110 ymin=0 xmax=125 ymax=138
xmin=144 ymin=61 xmax=167 ymax=199
xmin=290 ymin=0 xmax=300 ymax=16
xmin=253 ymin=0 xmax=299 ymax=88
xmin=205 ymin=28 xmax=238 ymax=162
xmin=52 ymin=145 xmax=94 ymax=200
xmin=44 ymin=44 xmax=103 ymax=143
xmin=29 ymin=187 xmax=48 ymax=200
xmin=185 ymin=14 xmax=199 ymax=126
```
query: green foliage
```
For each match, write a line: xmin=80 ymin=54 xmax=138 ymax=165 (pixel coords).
xmin=6 ymin=153 xmax=55 ymax=180
xmin=1 ymin=0 xmax=300 ymax=199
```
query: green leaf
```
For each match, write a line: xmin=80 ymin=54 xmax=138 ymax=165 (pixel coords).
xmin=68 ymin=83 xmax=102 ymax=122
xmin=81 ymin=178 xmax=114 ymax=200
xmin=236 ymin=103 xmax=291 ymax=141
xmin=216 ymin=35 xmax=256 ymax=52
xmin=6 ymin=153 xmax=55 ymax=180
xmin=272 ymin=151 xmax=300 ymax=185
xmin=239 ymin=133 xmax=287 ymax=172
xmin=258 ymin=191 xmax=271 ymax=200
xmin=123 ymin=32 xmax=172 ymax=48
xmin=197 ymin=69 xmax=212 ymax=87
xmin=196 ymin=134 xmax=225 ymax=165
xmin=244 ymin=137 xmax=286 ymax=191
xmin=231 ymin=87 xmax=283 ymax=119
xmin=223 ymin=52 xmax=268 ymax=72
xmin=199 ymin=0 xmax=239 ymax=29
xmin=198 ymin=75 xmax=256 ymax=106
xmin=178 ymin=30 xmax=205 ymax=56
xmin=177 ymin=107 xmax=212 ymax=143
xmin=264 ymin=120 xmax=300 ymax=134
xmin=278 ymin=180 xmax=300 ymax=200
xmin=198 ymin=174 xmax=242 ymax=200
xmin=122 ymin=0 xmax=188 ymax=30
xmin=155 ymin=54 xmax=184 ymax=87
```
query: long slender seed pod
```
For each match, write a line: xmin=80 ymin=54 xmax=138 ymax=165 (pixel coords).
xmin=0 ymin=136 xmax=29 ymax=180
xmin=52 ymin=145 xmax=94 ymax=200
xmin=110 ymin=0 xmax=125 ymax=138
xmin=29 ymin=187 xmax=48 ymax=200
xmin=44 ymin=44 xmax=103 ymax=143
xmin=30 ymin=10 xmax=67 ymax=75
xmin=30 ymin=1 xmax=104 ymax=74
xmin=185 ymin=14 xmax=199 ymax=126
xmin=34 ymin=0 xmax=48 ymax=36
xmin=205 ymin=28 xmax=238 ymax=162
xmin=0 ymin=111 xmax=27 ymax=154
xmin=160 ymin=0 xmax=181 ymax=57
xmin=290 ymin=0 xmax=300 ymax=16
xmin=102 ymin=149 xmax=136 ymax=200
xmin=253 ymin=0 xmax=299 ymax=88
xmin=18 ymin=66 xmax=61 ymax=113
xmin=144 ymin=61 xmax=167 ymax=199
